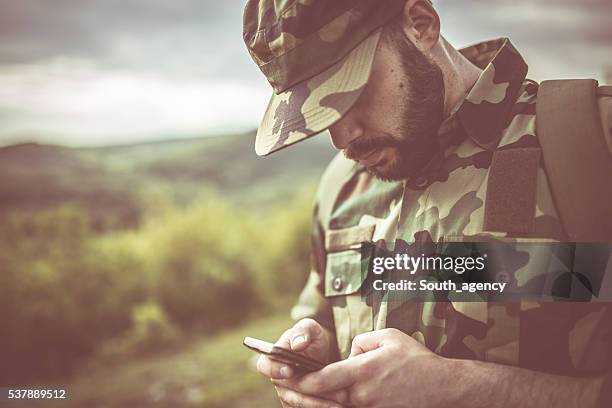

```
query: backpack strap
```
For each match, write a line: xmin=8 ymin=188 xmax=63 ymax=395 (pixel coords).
xmin=536 ymin=79 xmax=612 ymax=241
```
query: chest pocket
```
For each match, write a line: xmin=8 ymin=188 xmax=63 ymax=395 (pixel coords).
xmin=439 ymin=235 xmax=610 ymax=375
xmin=324 ymin=224 xmax=375 ymax=359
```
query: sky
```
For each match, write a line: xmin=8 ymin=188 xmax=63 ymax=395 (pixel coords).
xmin=0 ymin=0 xmax=610 ymax=147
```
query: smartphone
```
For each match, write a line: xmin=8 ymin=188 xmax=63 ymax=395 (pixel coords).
xmin=243 ymin=336 xmax=325 ymax=372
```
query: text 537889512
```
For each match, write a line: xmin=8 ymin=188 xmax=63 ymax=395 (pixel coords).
xmin=1 ymin=388 xmax=68 ymax=402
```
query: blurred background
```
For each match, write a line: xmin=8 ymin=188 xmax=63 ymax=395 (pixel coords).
xmin=0 ymin=0 xmax=610 ymax=407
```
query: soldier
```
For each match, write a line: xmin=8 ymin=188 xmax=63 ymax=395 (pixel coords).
xmin=243 ymin=0 xmax=612 ymax=407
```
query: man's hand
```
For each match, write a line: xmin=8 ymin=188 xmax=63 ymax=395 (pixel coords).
xmin=274 ymin=328 xmax=451 ymax=408
xmin=274 ymin=327 xmax=606 ymax=408
xmin=256 ymin=318 xmax=349 ymax=408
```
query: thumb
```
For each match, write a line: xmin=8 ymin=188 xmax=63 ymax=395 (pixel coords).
xmin=349 ymin=330 xmax=384 ymax=357
xmin=289 ymin=318 xmax=322 ymax=352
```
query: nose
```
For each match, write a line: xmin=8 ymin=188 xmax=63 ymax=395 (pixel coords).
xmin=328 ymin=114 xmax=364 ymax=150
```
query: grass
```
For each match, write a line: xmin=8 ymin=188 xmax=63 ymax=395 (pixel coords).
xmin=30 ymin=313 xmax=295 ymax=408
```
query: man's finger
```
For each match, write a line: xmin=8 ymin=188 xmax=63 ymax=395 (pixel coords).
xmin=275 ymin=385 xmax=345 ymax=408
xmin=349 ymin=330 xmax=386 ymax=357
xmin=274 ymin=328 xmax=294 ymax=348
xmin=272 ymin=379 xmax=350 ymax=404
xmin=257 ymin=355 xmax=295 ymax=379
xmin=323 ymin=388 xmax=350 ymax=405
xmin=289 ymin=318 xmax=323 ymax=352
xmin=275 ymin=355 xmax=365 ymax=395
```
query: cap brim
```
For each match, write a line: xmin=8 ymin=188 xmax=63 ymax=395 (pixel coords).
xmin=255 ymin=29 xmax=382 ymax=156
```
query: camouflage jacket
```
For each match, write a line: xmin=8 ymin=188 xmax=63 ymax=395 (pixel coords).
xmin=292 ymin=38 xmax=612 ymax=377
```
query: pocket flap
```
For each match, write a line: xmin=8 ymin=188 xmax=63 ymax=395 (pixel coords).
xmin=324 ymin=250 xmax=366 ymax=297
xmin=325 ymin=225 xmax=375 ymax=252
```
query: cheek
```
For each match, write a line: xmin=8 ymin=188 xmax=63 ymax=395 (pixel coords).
xmin=354 ymin=102 xmax=403 ymax=139
xmin=356 ymin=74 xmax=406 ymax=130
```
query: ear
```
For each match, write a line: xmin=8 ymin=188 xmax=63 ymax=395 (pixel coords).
xmin=400 ymin=0 xmax=440 ymax=53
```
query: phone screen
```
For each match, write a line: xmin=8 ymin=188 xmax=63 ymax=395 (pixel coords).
xmin=243 ymin=337 xmax=325 ymax=372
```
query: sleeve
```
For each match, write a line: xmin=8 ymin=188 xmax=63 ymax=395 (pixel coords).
xmin=290 ymin=201 xmax=335 ymax=331
xmin=289 ymin=153 xmax=357 ymax=332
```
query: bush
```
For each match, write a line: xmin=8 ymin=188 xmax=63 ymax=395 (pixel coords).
xmin=146 ymin=193 xmax=261 ymax=332
xmin=96 ymin=301 xmax=181 ymax=359
xmin=248 ymin=187 xmax=314 ymax=308
xmin=0 ymin=186 xmax=317 ymax=383
xmin=0 ymin=205 xmax=139 ymax=383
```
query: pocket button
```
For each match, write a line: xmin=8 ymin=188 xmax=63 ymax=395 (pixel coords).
xmin=332 ymin=276 xmax=344 ymax=291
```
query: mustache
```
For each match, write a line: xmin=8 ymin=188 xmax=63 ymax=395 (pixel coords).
xmin=344 ymin=134 xmax=395 ymax=161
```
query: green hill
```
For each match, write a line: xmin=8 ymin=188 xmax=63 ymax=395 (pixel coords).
xmin=0 ymin=132 xmax=336 ymax=229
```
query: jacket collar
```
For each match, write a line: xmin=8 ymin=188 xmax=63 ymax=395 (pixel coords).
xmin=439 ymin=38 xmax=529 ymax=151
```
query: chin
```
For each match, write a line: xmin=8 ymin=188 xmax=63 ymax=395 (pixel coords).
xmin=367 ymin=165 xmax=402 ymax=182
xmin=369 ymin=172 xmax=396 ymax=182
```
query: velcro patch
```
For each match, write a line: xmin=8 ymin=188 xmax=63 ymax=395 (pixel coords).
xmin=484 ymin=148 xmax=541 ymax=234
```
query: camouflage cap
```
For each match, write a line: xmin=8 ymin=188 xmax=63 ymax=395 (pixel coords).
xmin=243 ymin=0 xmax=407 ymax=156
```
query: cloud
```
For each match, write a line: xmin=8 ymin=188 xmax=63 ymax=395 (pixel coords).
xmin=0 ymin=0 xmax=610 ymax=146
xmin=0 ymin=0 xmax=236 ymax=61
xmin=0 ymin=0 xmax=272 ymax=145
xmin=438 ymin=0 xmax=612 ymax=44
xmin=0 ymin=58 xmax=270 ymax=145
xmin=437 ymin=0 xmax=612 ymax=80
xmin=0 ymin=0 xmax=255 ymax=78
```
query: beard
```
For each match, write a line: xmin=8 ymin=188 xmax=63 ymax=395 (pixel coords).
xmin=346 ymin=22 xmax=445 ymax=182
